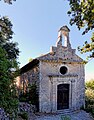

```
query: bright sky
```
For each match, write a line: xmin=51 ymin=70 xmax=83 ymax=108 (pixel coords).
xmin=0 ymin=0 xmax=94 ymax=81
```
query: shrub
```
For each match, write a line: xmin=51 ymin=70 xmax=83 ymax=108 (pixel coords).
xmin=19 ymin=93 xmax=27 ymax=102
xmin=19 ymin=83 xmax=39 ymax=111
xmin=61 ymin=115 xmax=71 ymax=120
xmin=85 ymin=80 xmax=94 ymax=117
xmin=28 ymin=84 xmax=38 ymax=105
xmin=18 ymin=112 xmax=28 ymax=120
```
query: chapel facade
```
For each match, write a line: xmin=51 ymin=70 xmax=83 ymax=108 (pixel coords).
xmin=18 ymin=26 xmax=85 ymax=113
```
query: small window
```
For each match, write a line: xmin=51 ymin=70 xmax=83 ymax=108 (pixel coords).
xmin=60 ymin=66 xmax=68 ymax=75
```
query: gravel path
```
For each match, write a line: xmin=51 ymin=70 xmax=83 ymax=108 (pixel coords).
xmin=35 ymin=110 xmax=94 ymax=120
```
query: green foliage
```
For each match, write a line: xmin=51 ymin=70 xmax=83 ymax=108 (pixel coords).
xmin=85 ymin=80 xmax=94 ymax=117
xmin=0 ymin=16 xmax=19 ymax=118
xmin=78 ymin=33 xmax=94 ymax=59
xmin=28 ymin=84 xmax=38 ymax=105
xmin=67 ymin=0 xmax=94 ymax=59
xmin=19 ymin=83 xmax=39 ymax=111
xmin=61 ymin=115 xmax=71 ymax=120
xmin=29 ymin=58 xmax=33 ymax=62
xmin=86 ymin=79 xmax=94 ymax=90
xmin=85 ymin=98 xmax=94 ymax=117
xmin=0 ymin=0 xmax=16 ymax=4
xmin=18 ymin=112 xmax=28 ymax=120
xmin=19 ymin=93 xmax=28 ymax=102
xmin=68 ymin=0 xmax=94 ymax=33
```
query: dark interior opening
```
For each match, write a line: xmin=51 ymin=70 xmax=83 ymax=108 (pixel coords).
xmin=60 ymin=66 xmax=68 ymax=75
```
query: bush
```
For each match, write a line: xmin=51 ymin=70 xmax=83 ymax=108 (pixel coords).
xmin=19 ymin=83 xmax=39 ymax=111
xmin=85 ymin=80 xmax=94 ymax=117
xmin=28 ymin=84 xmax=38 ymax=105
xmin=61 ymin=115 xmax=71 ymax=120
xmin=18 ymin=112 xmax=28 ymax=120
xmin=19 ymin=94 xmax=27 ymax=102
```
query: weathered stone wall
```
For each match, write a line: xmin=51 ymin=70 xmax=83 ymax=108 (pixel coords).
xmin=0 ymin=108 xmax=9 ymax=120
xmin=39 ymin=60 xmax=85 ymax=113
xmin=19 ymin=64 xmax=40 ymax=93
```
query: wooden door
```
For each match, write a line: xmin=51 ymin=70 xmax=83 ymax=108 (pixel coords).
xmin=57 ymin=84 xmax=69 ymax=110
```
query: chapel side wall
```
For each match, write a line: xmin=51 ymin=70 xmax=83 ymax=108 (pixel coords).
xmin=19 ymin=64 xmax=40 ymax=95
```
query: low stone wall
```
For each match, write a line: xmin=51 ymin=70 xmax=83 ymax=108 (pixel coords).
xmin=0 ymin=103 xmax=36 ymax=120
xmin=18 ymin=102 xmax=36 ymax=120
xmin=0 ymin=108 xmax=9 ymax=120
xmin=19 ymin=102 xmax=36 ymax=113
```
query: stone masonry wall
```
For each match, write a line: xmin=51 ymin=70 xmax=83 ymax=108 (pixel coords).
xmin=19 ymin=64 xmax=40 ymax=94
xmin=39 ymin=60 xmax=85 ymax=113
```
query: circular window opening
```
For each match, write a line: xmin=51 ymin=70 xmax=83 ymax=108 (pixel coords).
xmin=60 ymin=66 xmax=68 ymax=75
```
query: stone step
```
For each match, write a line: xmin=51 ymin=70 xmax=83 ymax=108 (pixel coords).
xmin=56 ymin=109 xmax=74 ymax=114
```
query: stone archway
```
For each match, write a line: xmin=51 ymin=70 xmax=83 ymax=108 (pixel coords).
xmin=57 ymin=84 xmax=69 ymax=110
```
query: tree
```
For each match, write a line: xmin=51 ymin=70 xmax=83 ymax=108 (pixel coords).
xmin=67 ymin=0 xmax=94 ymax=60
xmin=29 ymin=58 xmax=33 ymax=62
xmin=86 ymin=79 xmax=94 ymax=90
xmin=1 ymin=0 xmax=16 ymax=4
xmin=0 ymin=16 xmax=19 ymax=118
xmin=85 ymin=79 xmax=94 ymax=116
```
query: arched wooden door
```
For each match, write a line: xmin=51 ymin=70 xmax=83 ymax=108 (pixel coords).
xmin=57 ymin=84 xmax=69 ymax=110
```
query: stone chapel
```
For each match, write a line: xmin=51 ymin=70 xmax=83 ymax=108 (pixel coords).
xmin=19 ymin=26 xmax=85 ymax=113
